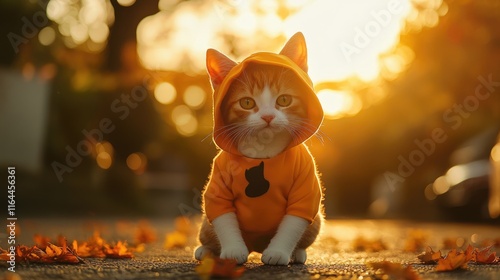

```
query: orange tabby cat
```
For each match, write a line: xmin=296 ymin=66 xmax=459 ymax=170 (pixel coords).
xmin=195 ymin=32 xmax=324 ymax=265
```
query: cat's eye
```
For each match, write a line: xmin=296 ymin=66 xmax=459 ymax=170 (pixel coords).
xmin=276 ymin=94 xmax=292 ymax=107
xmin=239 ymin=97 xmax=256 ymax=109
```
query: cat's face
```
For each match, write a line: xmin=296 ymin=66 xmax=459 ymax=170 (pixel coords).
xmin=207 ymin=32 xmax=323 ymax=159
xmin=220 ymin=64 xmax=307 ymax=158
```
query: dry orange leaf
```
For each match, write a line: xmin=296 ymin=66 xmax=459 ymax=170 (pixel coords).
xmin=196 ymin=254 xmax=245 ymax=280
xmin=33 ymin=234 xmax=51 ymax=250
xmin=135 ymin=220 xmax=157 ymax=244
xmin=164 ymin=231 xmax=187 ymax=249
xmin=417 ymin=246 xmax=442 ymax=264
xmin=7 ymin=241 xmax=82 ymax=264
xmin=367 ymin=261 xmax=421 ymax=280
xmin=0 ymin=248 xmax=11 ymax=262
xmin=436 ymin=247 xmax=473 ymax=272
xmin=475 ymin=245 xmax=499 ymax=264
xmin=2 ymin=231 xmax=136 ymax=264
xmin=72 ymin=232 xmax=134 ymax=258
xmin=103 ymin=241 xmax=134 ymax=259
xmin=73 ymin=239 xmax=105 ymax=258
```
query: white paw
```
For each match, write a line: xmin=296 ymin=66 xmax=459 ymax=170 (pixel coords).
xmin=194 ymin=245 xmax=210 ymax=261
xmin=261 ymin=248 xmax=291 ymax=265
xmin=292 ymin=249 xmax=307 ymax=264
xmin=220 ymin=245 xmax=249 ymax=264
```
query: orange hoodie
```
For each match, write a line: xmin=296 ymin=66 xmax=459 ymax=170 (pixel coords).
xmin=203 ymin=51 xmax=324 ymax=250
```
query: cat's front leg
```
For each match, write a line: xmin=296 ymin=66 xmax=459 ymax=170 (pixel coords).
xmin=212 ymin=212 xmax=249 ymax=264
xmin=261 ymin=215 xmax=308 ymax=265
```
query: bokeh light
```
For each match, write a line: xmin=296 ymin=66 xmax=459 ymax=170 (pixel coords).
xmin=154 ymin=82 xmax=177 ymax=104
xmin=126 ymin=152 xmax=147 ymax=174
xmin=95 ymin=141 xmax=114 ymax=170
xmin=171 ymin=105 xmax=198 ymax=136
xmin=183 ymin=85 xmax=206 ymax=109
xmin=47 ymin=0 xmax=114 ymax=51
xmin=96 ymin=152 xmax=112 ymax=169
xmin=117 ymin=0 xmax=136 ymax=7
xmin=492 ymin=143 xmax=500 ymax=162
xmin=38 ymin=26 xmax=56 ymax=46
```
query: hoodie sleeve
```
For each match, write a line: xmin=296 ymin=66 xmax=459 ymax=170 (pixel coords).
xmin=203 ymin=153 xmax=236 ymax=223
xmin=286 ymin=146 xmax=322 ymax=223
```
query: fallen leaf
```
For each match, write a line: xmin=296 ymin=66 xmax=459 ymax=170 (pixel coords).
xmin=367 ymin=261 xmax=421 ymax=280
xmin=436 ymin=248 xmax=471 ymax=271
xmin=464 ymin=244 xmax=474 ymax=262
xmin=73 ymin=232 xmax=134 ymax=259
xmin=0 ymin=248 xmax=11 ymax=261
xmin=10 ymin=241 xmax=81 ymax=264
xmin=72 ymin=232 xmax=106 ymax=258
xmin=165 ymin=231 xmax=187 ymax=249
xmin=103 ymin=241 xmax=133 ymax=259
xmin=353 ymin=236 xmax=387 ymax=252
xmin=33 ymin=234 xmax=51 ymax=250
xmin=417 ymin=246 xmax=442 ymax=264
xmin=475 ymin=245 xmax=499 ymax=264
xmin=196 ymin=254 xmax=245 ymax=280
xmin=135 ymin=220 xmax=157 ymax=244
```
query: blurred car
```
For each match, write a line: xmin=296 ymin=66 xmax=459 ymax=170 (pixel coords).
xmin=432 ymin=126 xmax=500 ymax=222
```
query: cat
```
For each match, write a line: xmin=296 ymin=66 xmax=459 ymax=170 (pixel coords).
xmin=195 ymin=32 xmax=324 ymax=265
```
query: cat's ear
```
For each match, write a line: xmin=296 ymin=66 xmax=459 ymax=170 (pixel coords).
xmin=206 ymin=49 xmax=237 ymax=90
xmin=279 ymin=32 xmax=308 ymax=73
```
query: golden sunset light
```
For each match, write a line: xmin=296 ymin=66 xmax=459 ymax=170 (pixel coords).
xmin=132 ymin=0 xmax=445 ymax=120
xmin=2 ymin=4 xmax=499 ymax=277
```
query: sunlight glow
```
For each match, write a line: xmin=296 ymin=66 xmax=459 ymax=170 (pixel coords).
xmin=133 ymin=0 xmax=447 ymax=135
xmin=137 ymin=0 xmax=413 ymax=83
xmin=317 ymin=89 xmax=362 ymax=119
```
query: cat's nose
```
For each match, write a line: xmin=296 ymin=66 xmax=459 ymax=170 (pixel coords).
xmin=261 ymin=115 xmax=275 ymax=124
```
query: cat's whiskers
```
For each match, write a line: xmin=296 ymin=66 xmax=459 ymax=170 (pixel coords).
xmin=286 ymin=117 xmax=327 ymax=145
xmin=214 ymin=122 xmax=249 ymax=149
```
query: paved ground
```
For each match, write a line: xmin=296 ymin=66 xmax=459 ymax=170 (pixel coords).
xmin=1 ymin=218 xmax=500 ymax=279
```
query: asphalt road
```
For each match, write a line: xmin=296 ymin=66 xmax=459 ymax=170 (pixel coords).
xmin=1 ymin=218 xmax=499 ymax=280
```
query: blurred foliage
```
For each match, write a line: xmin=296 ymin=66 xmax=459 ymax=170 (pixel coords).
xmin=319 ymin=0 xmax=500 ymax=218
